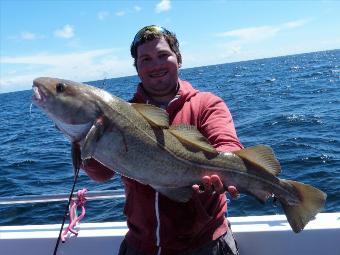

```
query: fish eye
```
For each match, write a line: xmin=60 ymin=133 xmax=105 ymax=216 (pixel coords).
xmin=56 ymin=83 xmax=66 ymax=93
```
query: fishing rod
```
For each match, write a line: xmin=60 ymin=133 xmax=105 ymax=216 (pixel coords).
xmin=52 ymin=163 xmax=81 ymax=255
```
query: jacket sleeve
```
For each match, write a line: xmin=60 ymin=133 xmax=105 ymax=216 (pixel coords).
xmin=81 ymin=158 xmax=115 ymax=182
xmin=198 ymin=93 xmax=243 ymax=152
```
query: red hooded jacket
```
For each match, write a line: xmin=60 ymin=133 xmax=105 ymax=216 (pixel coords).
xmin=83 ymin=79 xmax=243 ymax=255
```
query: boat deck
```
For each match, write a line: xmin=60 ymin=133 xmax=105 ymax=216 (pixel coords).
xmin=1 ymin=212 xmax=339 ymax=255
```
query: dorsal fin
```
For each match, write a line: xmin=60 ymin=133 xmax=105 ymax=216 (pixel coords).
xmin=233 ymin=145 xmax=281 ymax=176
xmin=168 ymin=125 xmax=218 ymax=155
xmin=131 ymin=103 xmax=169 ymax=128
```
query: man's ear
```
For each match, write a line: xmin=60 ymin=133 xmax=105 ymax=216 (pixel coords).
xmin=133 ymin=58 xmax=138 ymax=71
xmin=134 ymin=62 xmax=139 ymax=72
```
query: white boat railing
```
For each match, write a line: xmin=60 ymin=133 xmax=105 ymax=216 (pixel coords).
xmin=1 ymin=191 xmax=339 ymax=255
xmin=0 ymin=189 xmax=126 ymax=205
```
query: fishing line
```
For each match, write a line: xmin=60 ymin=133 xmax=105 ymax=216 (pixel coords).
xmin=53 ymin=166 xmax=81 ymax=255
xmin=29 ymin=103 xmax=33 ymax=116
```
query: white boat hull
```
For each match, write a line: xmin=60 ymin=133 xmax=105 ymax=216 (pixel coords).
xmin=1 ymin=213 xmax=339 ymax=255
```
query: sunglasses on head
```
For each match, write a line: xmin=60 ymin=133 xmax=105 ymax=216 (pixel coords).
xmin=132 ymin=25 xmax=171 ymax=47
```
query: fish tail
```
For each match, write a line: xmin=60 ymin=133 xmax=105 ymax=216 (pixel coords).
xmin=280 ymin=179 xmax=327 ymax=233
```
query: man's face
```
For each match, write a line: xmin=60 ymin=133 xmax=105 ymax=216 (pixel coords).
xmin=136 ymin=38 xmax=179 ymax=98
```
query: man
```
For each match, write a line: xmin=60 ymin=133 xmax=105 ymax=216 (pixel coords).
xmin=83 ymin=25 xmax=242 ymax=255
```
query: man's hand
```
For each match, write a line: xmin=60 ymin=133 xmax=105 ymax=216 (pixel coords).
xmin=192 ymin=175 xmax=239 ymax=199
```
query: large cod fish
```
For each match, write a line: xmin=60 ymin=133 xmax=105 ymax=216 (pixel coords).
xmin=32 ymin=77 xmax=326 ymax=233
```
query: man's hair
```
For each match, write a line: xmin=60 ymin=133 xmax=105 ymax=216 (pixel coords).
xmin=130 ymin=25 xmax=182 ymax=68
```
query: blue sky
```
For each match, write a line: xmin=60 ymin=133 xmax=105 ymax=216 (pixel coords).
xmin=1 ymin=0 xmax=339 ymax=93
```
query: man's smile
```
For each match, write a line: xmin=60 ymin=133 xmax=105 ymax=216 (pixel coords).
xmin=149 ymin=70 xmax=168 ymax=78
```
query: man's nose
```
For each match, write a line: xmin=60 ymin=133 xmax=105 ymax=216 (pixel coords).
xmin=152 ymin=56 xmax=165 ymax=66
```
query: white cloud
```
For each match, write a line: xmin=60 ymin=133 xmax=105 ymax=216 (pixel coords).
xmin=7 ymin=32 xmax=44 ymax=41
xmin=21 ymin=31 xmax=44 ymax=40
xmin=216 ymin=19 xmax=311 ymax=47
xmin=0 ymin=49 xmax=136 ymax=93
xmin=216 ymin=26 xmax=280 ymax=42
xmin=155 ymin=0 xmax=171 ymax=13
xmin=230 ymin=45 xmax=242 ymax=54
xmin=203 ymin=18 xmax=332 ymax=66
xmin=115 ymin=11 xmax=126 ymax=17
xmin=134 ymin=6 xmax=141 ymax=12
xmin=1 ymin=49 xmax=113 ymax=65
xmin=116 ymin=6 xmax=141 ymax=16
xmin=0 ymin=73 xmax=41 ymax=92
xmin=54 ymin=24 xmax=75 ymax=39
xmin=98 ymin=11 xmax=110 ymax=20
xmin=21 ymin=32 xmax=36 ymax=40
xmin=282 ymin=19 xmax=310 ymax=29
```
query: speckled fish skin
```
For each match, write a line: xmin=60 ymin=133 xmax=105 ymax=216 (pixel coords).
xmin=32 ymin=77 xmax=326 ymax=233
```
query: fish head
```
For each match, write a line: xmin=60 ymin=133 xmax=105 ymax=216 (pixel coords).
xmin=32 ymin=77 xmax=102 ymax=141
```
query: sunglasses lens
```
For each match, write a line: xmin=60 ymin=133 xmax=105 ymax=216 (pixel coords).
xmin=133 ymin=26 xmax=168 ymax=46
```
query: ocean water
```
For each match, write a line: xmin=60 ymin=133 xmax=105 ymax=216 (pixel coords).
xmin=0 ymin=50 xmax=339 ymax=226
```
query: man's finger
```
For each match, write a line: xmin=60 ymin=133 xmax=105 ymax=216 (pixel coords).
xmin=202 ymin=176 xmax=212 ymax=192
xmin=227 ymin=186 xmax=240 ymax=199
xmin=211 ymin=175 xmax=224 ymax=194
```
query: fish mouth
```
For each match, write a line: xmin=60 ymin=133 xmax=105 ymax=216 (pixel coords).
xmin=32 ymin=85 xmax=47 ymax=107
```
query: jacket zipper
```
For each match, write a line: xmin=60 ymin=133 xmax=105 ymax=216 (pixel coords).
xmin=155 ymin=191 xmax=161 ymax=255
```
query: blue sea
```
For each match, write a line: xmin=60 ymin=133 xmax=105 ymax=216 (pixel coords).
xmin=0 ymin=50 xmax=339 ymax=226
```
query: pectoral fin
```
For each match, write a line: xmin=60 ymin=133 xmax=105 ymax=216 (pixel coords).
xmin=131 ymin=103 xmax=169 ymax=128
xmin=82 ymin=116 xmax=108 ymax=160
xmin=168 ymin=125 xmax=218 ymax=155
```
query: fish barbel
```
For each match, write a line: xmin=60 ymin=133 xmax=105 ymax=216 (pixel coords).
xmin=32 ymin=77 xmax=327 ymax=233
